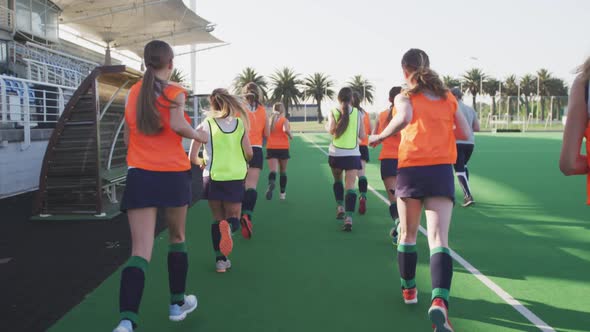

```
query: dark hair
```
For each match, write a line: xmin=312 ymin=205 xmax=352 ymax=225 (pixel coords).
xmin=242 ymin=82 xmax=262 ymax=106
xmin=351 ymin=91 xmax=365 ymax=113
xmin=334 ymin=87 xmax=353 ymax=138
xmin=137 ymin=40 xmax=175 ymax=135
xmin=401 ymin=48 xmax=448 ymax=99
xmin=387 ymin=86 xmax=403 ymax=123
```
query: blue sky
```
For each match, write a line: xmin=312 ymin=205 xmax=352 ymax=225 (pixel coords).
xmin=152 ymin=0 xmax=590 ymax=110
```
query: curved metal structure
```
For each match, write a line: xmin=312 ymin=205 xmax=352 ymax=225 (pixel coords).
xmin=34 ymin=65 xmax=142 ymax=218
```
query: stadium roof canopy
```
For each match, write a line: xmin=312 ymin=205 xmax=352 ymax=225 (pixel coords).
xmin=54 ymin=0 xmax=223 ymax=56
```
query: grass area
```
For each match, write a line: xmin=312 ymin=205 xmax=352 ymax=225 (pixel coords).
xmin=50 ymin=132 xmax=589 ymax=332
xmin=290 ymin=121 xmax=326 ymax=132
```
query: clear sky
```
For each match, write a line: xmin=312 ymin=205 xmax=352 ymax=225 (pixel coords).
xmin=138 ymin=0 xmax=590 ymax=111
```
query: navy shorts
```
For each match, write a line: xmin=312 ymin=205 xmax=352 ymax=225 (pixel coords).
xmin=266 ymin=149 xmax=290 ymax=160
xmin=329 ymin=156 xmax=362 ymax=171
xmin=454 ymin=143 xmax=474 ymax=172
xmin=396 ymin=164 xmax=455 ymax=203
xmin=380 ymin=159 xmax=399 ymax=179
xmin=121 ymin=168 xmax=192 ymax=212
xmin=202 ymin=177 xmax=245 ymax=203
xmin=359 ymin=145 xmax=370 ymax=162
xmin=249 ymin=147 xmax=264 ymax=169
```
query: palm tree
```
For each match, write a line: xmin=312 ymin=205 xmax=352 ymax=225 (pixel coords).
xmin=302 ymin=73 xmax=335 ymax=123
xmin=483 ymin=78 xmax=500 ymax=116
xmin=270 ymin=67 xmax=302 ymax=118
xmin=443 ymin=75 xmax=461 ymax=89
xmin=462 ymin=68 xmax=486 ymax=109
xmin=536 ymin=69 xmax=553 ymax=120
xmin=520 ymin=74 xmax=536 ymax=116
xmin=503 ymin=75 xmax=519 ymax=117
xmin=347 ymin=75 xmax=375 ymax=104
xmin=170 ymin=68 xmax=187 ymax=86
xmin=233 ymin=67 xmax=268 ymax=100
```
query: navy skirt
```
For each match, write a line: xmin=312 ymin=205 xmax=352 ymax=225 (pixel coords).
xmin=266 ymin=149 xmax=290 ymax=160
xmin=328 ymin=156 xmax=362 ymax=171
xmin=202 ymin=177 xmax=245 ymax=203
xmin=249 ymin=147 xmax=264 ymax=169
xmin=359 ymin=145 xmax=370 ymax=162
xmin=396 ymin=164 xmax=455 ymax=203
xmin=380 ymin=159 xmax=399 ymax=179
xmin=121 ymin=168 xmax=192 ymax=212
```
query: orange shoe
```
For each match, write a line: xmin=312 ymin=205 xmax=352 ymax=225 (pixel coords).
xmin=402 ymin=288 xmax=418 ymax=304
xmin=218 ymin=220 xmax=233 ymax=257
xmin=429 ymin=298 xmax=454 ymax=332
xmin=240 ymin=214 xmax=253 ymax=240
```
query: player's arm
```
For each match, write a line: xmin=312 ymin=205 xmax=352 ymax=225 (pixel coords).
xmin=263 ymin=114 xmax=271 ymax=138
xmin=170 ymin=93 xmax=207 ymax=143
xmin=242 ymin=132 xmax=254 ymax=161
xmin=358 ymin=112 xmax=366 ymax=141
xmin=454 ymin=109 xmax=470 ymax=141
xmin=472 ymin=109 xmax=481 ymax=132
xmin=326 ymin=111 xmax=336 ymax=135
xmin=560 ymin=76 xmax=589 ymax=176
xmin=284 ymin=119 xmax=293 ymax=140
xmin=369 ymin=94 xmax=412 ymax=144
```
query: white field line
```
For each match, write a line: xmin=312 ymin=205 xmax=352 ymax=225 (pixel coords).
xmin=302 ymin=134 xmax=555 ymax=332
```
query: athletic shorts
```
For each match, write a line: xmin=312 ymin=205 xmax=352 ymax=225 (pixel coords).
xmin=380 ymin=158 xmax=398 ymax=179
xmin=249 ymin=147 xmax=264 ymax=169
xmin=266 ymin=149 xmax=290 ymax=160
xmin=202 ymin=176 xmax=245 ymax=203
xmin=121 ymin=168 xmax=192 ymax=212
xmin=454 ymin=143 xmax=474 ymax=173
xmin=328 ymin=155 xmax=362 ymax=171
xmin=396 ymin=164 xmax=455 ymax=204
xmin=359 ymin=145 xmax=370 ymax=162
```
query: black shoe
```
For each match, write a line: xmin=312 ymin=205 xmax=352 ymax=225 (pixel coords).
xmin=463 ymin=196 xmax=475 ymax=207
xmin=265 ymin=182 xmax=275 ymax=200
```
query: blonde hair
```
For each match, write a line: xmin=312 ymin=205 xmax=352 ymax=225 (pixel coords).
xmin=576 ymin=57 xmax=590 ymax=81
xmin=207 ymin=88 xmax=250 ymax=130
xmin=270 ymin=102 xmax=285 ymax=130
xmin=401 ymin=48 xmax=448 ymax=99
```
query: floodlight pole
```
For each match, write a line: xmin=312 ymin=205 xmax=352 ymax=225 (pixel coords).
xmin=190 ymin=0 xmax=197 ymax=94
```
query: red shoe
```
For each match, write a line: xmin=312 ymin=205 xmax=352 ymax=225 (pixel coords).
xmin=402 ymin=288 xmax=418 ymax=304
xmin=218 ymin=220 xmax=233 ymax=257
xmin=429 ymin=298 xmax=454 ymax=332
xmin=359 ymin=197 xmax=367 ymax=215
xmin=240 ymin=214 xmax=253 ymax=240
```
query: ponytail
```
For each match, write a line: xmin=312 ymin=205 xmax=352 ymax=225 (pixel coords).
xmin=386 ymin=86 xmax=403 ymax=124
xmin=136 ymin=40 xmax=175 ymax=135
xmin=270 ymin=103 xmax=285 ymax=132
xmin=334 ymin=87 xmax=353 ymax=138
xmin=401 ymin=48 xmax=448 ymax=99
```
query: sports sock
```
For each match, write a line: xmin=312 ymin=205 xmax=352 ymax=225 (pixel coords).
xmin=398 ymin=243 xmax=417 ymax=289
xmin=456 ymin=172 xmax=473 ymax=198
xmin=228 ymin=217 xmax=240 ymax=235
xmin=465 ymin=167 xmax=470 ymax=180
xmin=119 ymin=256 xmax=148 ymax=327
xmin=431 ymin=247 xmax=453 ymax=308
xmin=280 ymin=173 xmax=287 ymax=193
xmin=211 ymin=221 xmax=225 ymax=261
xmin=333 ymin=181 xmax=344 ymax=205
xmin=358 ymin=176 xmax=368 ymax=198
xmin=168 ymin=243 xmax=187 ymax=306
xmin=268 ymin=172 xmax=277 ymax=184
xmin=389 ymin=203 xmax=398 ymax=220
xmin=345 ymin=189 xmax=357 ymax=217
xmin=242 ymin=189 xmax=258 ymax=216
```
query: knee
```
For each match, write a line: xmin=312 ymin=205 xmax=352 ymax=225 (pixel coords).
xmin=400 ymin=227 xmax=418 ymax=243
xmin=169 ymin=232 xmax=185 ymax=244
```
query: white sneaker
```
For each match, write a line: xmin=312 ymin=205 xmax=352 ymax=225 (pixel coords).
xmin=113 ymin=320 xmax=133 ymax=332
xmin=280 ymin=193 xmax=286 ymax=200
xmin=169 ymin=294 xmax=198 ymax=322
xmin=215 ymin=259 xmax=232 ymax=273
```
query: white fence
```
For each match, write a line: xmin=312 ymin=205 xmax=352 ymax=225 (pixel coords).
xmin=0 ymin=75 xmax=76 ymax=148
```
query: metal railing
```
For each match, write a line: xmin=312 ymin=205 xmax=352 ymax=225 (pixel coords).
xmin=25 ymin=58 xmax=84 ymax=88
xmin=0 ymin=75 xmax=76 ymax=149
xmin=0 ymin=4 xmax=14 ymax=33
